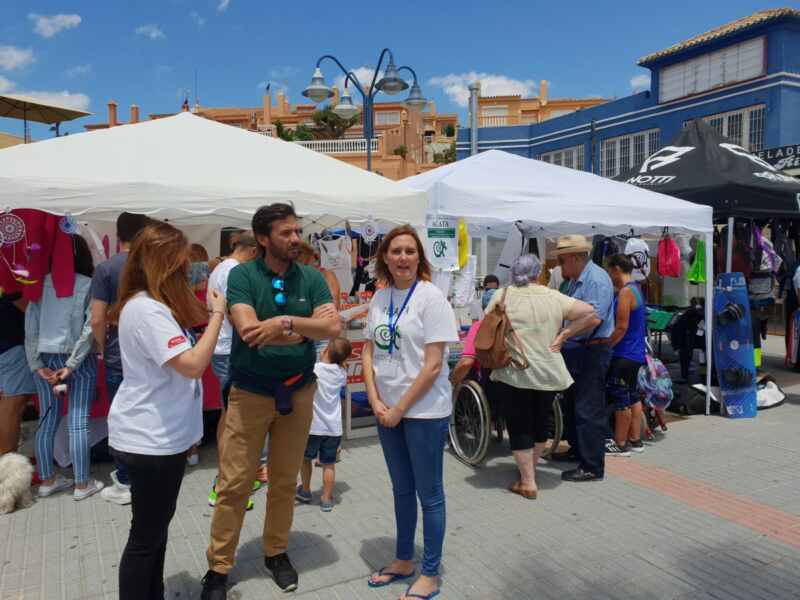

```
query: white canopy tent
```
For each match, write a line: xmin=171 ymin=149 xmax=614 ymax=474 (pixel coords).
xmin=402 ymin=149 xmax=715 ymax=413
xmin=0 ymin=112 xmax=426 ymax=228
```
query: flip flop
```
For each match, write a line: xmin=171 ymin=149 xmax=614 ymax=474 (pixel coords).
xmin=402 ymin=583 xmax=441 ymax=599
xmin=509 ymin=480 xmax=538 ymax=500
xmin=367 ymin=567 xmax=415 ymax=588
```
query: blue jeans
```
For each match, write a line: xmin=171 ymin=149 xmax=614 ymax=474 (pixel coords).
xmin=34 ymin=353 xmax=97 ymax=484
xmin=377 ymin=417 xmax=448 ymax=577
xmin=211 ymin=354 xmax=231 ymax=408
xmin=562 ymin=344 xmax=612 ymax=477
xmin=105 ymin=366 xmax=129 ymax=486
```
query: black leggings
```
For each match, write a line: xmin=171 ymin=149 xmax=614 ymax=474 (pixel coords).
xmin=115 ymin=449 xmax=187 ymax=600
xmin=494 ymin=381 xmax=556 ymax=450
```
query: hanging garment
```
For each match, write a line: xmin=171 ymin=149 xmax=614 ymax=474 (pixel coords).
xmin=788 ymin=309 xmax=800 ymax=368
xmin=753 ymin=227 xmax=782 ymax=274
xmin=624 ymin=238 xmax=650 ymax=282
xmin=0 ymin=209 xmax=75 ymax=301
xmin=319 ymin=236 xmax=353 ymax=295
xmin=431 ymin=269 xmax=452 ymax=299
xmin=687 ymin=239 xmax=706 ymax=284
xmin=452 ymin=255 xmax=477 ymax=307
xmin=657 ymin=234 xmax=681 ymax=278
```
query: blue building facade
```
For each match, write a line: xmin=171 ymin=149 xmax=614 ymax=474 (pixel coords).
xmin=457 ymin=9 xmax=800 ymax=177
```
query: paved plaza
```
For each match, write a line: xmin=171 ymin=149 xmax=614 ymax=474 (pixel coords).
xmin=2 ymin=338 xmax=799 ymax=600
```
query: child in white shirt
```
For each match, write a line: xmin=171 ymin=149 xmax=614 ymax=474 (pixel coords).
xmin=296 ymin=337 xmax=352 ymax=512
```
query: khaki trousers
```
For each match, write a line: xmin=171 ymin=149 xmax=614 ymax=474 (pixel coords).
xmin=207 ymin=382 xmax=315 ymax=573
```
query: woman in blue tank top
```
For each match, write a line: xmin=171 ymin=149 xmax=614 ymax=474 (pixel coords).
xmin=605 ymin=254 xmax=647 ymax=455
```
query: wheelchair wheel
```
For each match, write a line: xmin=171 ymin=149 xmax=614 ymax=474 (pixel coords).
xmin=542 ymin=394 xmax=564 ymax=458
xmin=449 ymin=380 xmax=491 ymax=466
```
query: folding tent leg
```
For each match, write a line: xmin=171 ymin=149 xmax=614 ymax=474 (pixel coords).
xmin=705 ymin=231 xmax=714 ymax=416
xmin=725 ymin=216 xmax=734 ymax=272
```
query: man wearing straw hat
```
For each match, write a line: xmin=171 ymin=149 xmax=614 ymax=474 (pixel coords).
xmin=551 ymin=235 xmax=614 ymax=482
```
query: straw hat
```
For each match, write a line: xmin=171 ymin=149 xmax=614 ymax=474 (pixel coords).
xmin=551 ymin=234 xmax=593 ymax=257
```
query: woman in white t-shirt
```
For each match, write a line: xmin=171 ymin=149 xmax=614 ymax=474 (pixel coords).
xmin=363 ymin=225 xmax=458 ymax=600
xmin=107 ymin=222 xmax=225 ymax=600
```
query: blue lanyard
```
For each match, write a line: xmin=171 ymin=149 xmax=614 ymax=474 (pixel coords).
xmin=387 ymin=281 xmax=417 ymax=355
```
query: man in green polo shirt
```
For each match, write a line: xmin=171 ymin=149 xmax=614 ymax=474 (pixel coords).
xmin=202 ymin=203 xmax=341 ymax=598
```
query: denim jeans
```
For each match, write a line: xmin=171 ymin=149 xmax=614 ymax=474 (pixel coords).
xmin=562 ymin=344 xmax=612 ymax=477
xmin=105 ymin=366 xmax=129 ymax=485
xmin=377 ymin=417 xmax=448 ymax=577
xmin=34 ymin=353 xmax=97 ymax=484
xmin=115 ymin=449 xmax=186 ymax=600
xmin=211 ymin=354 xmax=231 ymax=409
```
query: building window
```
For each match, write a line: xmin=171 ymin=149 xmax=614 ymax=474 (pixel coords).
xmin=600 ymin=128 xmax=660 ymax=177
xmin=481 ymin=105 xmax=508 ymax=126
xmin=538 ymin=144 xmax=585 ymax=171
xmin=375 ymin=111 xmax=401 ymax=125
xmin=748 ymin=106 xmax=765 ymax=152
xmin=659 ymin=36 xmax=766 ymax=103
xmin=683 ymin=105 xmax=765 ymax=151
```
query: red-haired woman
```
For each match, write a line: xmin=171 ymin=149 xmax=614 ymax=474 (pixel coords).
xmin=108 ymin=221 xmax=225 ymax=600
xmin=363 ymin=225 xmax=459 ymax=600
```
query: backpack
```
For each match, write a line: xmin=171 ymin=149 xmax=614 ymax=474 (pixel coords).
xmin=657 ymin=233 xmax=681 ymax=278
xmin=474 ymin=288 xmax=530 ymax=370
xmin=637 ymin=354 xmax=673 ymax=410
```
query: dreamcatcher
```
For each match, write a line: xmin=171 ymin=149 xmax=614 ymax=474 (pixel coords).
xmin=0 ymin=212 xmax=37 ymax=285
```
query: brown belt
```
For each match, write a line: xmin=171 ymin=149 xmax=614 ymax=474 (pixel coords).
xmin=585 ymin=338 xmax=611 ymax=346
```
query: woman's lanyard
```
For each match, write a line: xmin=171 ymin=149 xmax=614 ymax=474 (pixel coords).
xmin=387 ymin=281 xmax=418 ymax=355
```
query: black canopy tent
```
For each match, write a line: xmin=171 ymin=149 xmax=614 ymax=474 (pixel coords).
xmin=617 ymin=119 xmax=800 ymax=270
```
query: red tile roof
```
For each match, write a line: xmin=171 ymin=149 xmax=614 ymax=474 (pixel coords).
xmin=638 ymin=8 xmax=800 ymax=65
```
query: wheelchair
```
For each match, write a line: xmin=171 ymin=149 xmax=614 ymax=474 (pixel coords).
xmin=448 ymin=376 xmax=564 ymax=467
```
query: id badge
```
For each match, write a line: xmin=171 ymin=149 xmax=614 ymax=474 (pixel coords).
xmin=378 ymin=353 xmax=401 ymax=377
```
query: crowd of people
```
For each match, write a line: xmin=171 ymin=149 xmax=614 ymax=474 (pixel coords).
xmin=0 ymin=202 xmax=653 ymax=600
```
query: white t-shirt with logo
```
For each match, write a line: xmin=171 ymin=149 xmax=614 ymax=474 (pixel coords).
xmin=208 ymin=258 xmax=239 ymax=356
xmin=367 ymin=281 xmax=459 ymax=419
xmin=309 ymin=362 xmax=347 ymax=436
xmin=108 ymin=292 xmax=202 ymax=456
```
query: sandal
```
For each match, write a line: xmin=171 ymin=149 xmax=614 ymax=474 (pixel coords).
xmin=402 ymin=582 xmax=441 ymax=599
xmin=509 ymin=480 xmax=538 ymax=500
xmin=367 ymin=566 xmax=415 ymax=588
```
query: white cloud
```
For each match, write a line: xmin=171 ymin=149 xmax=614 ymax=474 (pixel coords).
xmin=190 ymin=11 xmax=206 ymax=27
xmin=0 ymin=73 xmax=89 ymax=111
xmin=333 ymin=66 xmax=384 ymax=96
xmin=218 ymin=0 xmax=231 ymax=12
xmin=630 ymin=73 xmax=651 ymax=92
xmin=66 ymin=64 xmax=92 ymax=78
xmin=0 ymin=46 xmax=35 ymax=71
xmin=428 ymin=72 xmax=538 ymax=107
xmin=135 ymin=24 xmax=165 ymax=40
xmin=29 ymin=13 xmax=82 ymax=38
xmin=17 ymin=90 xmax=90 ymax=112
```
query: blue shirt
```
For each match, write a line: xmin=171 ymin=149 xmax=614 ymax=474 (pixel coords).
xmin=567 ymin=260 xmax=615 ymax=341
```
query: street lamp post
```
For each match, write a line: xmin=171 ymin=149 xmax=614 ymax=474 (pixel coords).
xmin=303 ymin=48 xmax=428 ymax=172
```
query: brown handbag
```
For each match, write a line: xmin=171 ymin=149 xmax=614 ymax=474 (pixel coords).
xmin=474 ymin=288 xmax=530 ymax=370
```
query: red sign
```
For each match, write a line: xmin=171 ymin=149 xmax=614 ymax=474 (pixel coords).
xmin=167 ymin=335 xmax=187 ymax=349
xmin=345 ymin=340 xmax=366 ymax=384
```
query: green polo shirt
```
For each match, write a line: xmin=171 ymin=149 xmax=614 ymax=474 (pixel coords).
xmin=227 ymin=260 xmax=333 ymax=385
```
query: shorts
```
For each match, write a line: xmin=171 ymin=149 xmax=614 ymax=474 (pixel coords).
xmin=607 ymin=357 xmax=644 ymax=410
xmin=304 ymin=434 xmax=341 ymax=465
xmin=211 ymin=354 xmax=231 ymax=409
xmin=0 ymin=345 xmax=35 ymax=396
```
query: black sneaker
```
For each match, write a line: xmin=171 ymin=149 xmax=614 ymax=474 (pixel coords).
xmin=561 ymin=467 xmax=604 ymax=482
xmin=265 ymin=553 xmax=298 ymax=592
xmin=605 ymin=440 xmax=631 ymax=457
xmin=628 ymin=439 xmax=645 ymax=453
xmin=200 ymin=570 xmax=228 ymax=600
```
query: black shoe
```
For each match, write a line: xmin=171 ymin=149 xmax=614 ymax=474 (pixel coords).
xmin=200 ymin=570 xmax=228 ymax=600
xmin=561 ymin=467 xmax=604 ymax=482
xmin=550 ymin=450 xmax=578 ymax=462
xmin=265 ymin=553 xmax=298 ymax=592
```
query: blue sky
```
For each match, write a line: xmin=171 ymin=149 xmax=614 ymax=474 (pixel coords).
xmin=2 ymin=0 xmax=778 ymax=140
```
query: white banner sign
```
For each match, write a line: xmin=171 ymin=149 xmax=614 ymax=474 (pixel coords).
xmin=426 ymin=215 xmax=459 ymax=271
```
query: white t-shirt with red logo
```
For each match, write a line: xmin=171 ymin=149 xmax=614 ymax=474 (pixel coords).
xmin=108 ymin=292 xmax=202 ymax=455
